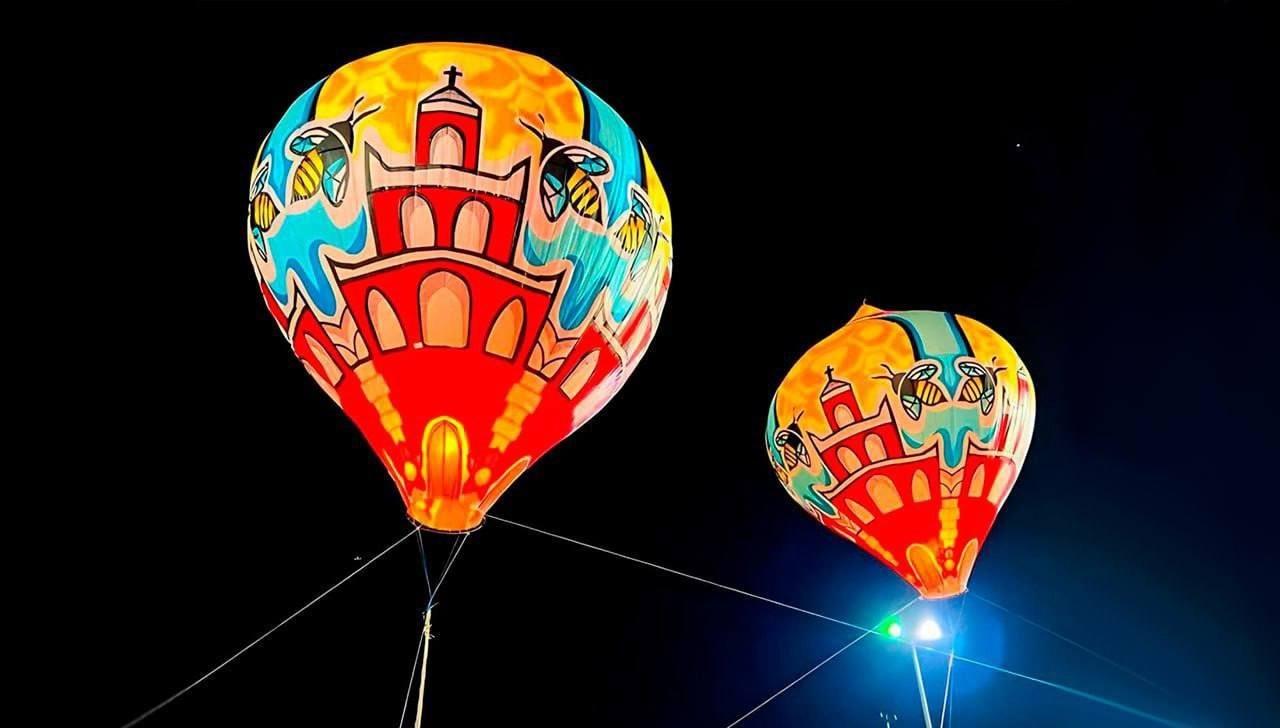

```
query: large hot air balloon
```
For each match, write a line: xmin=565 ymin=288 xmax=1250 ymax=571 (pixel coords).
xmin=765 ymin=304 xmax=1034 ymax=599
xmin=248 ymin=43 xmax=672 ymax=532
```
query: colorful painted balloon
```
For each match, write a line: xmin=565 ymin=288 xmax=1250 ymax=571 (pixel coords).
xmin=248 ymin=43 xmax=672 ymax=532
xmin=766 ymin=304 xmax=1034 ymax=599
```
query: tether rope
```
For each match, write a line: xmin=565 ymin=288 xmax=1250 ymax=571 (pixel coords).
xmin=415 ymin=528 xmax=432 ymax=595
xmin=121 ymin=526 xmax=419 ymax=728
xmin=404 ymin=531 xmax=471 ymax=727
xmin=969 ymin=591 xmax=1171 ymax=696
xmin=938 ymin=592 xmax=965 ymax=728
xmin=489 ymin=513 xmax=1190 ymax=728
xmin=428 ymin=533 xmax=469 ymax=608
xmin=725 ymin=598 xmax=919 ymax=727
xmin=486 ymin=514 xmax=875 ymax=633
xmin=122 ymin=513 xmax=1190 ymax=728
xmin=397 ymin=631 xmax=426 ymax=727
xmin=944 ymin=651 xmax=1189 ymax=728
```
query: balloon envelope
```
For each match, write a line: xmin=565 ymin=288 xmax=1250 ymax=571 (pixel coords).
xmin=248 ymin=43 xmax=672 ymax=531
xmin=766 ymin=304 xmax=1034 ymax=599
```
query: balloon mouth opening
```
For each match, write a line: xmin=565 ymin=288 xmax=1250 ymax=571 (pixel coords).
xmin=407 ymin=495 xmax=487 ymax=533
xmin=414 ymin=517 xmax=486 ymax=535
xmin=917 ymin=585 xmax=967 ymax=601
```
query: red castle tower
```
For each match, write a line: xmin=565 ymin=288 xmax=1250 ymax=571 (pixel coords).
xmin=271 ymin=68 xmax=638 ymax=532
xmin=810 ymin=366 xmax=905 ymax=482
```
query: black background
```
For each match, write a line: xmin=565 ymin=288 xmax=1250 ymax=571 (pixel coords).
xmin=98 ymin=2 xmax=1275 ymax=726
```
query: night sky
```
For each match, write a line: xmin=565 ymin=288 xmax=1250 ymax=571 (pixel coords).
xmin=102 ymin=2 xmax=1275 ymax=726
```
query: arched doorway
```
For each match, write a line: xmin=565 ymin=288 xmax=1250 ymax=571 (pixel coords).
xmin=423 ymin=417 xmax=468 ymax=500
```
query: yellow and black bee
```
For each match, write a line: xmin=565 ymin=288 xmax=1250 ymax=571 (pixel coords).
xmin=956 ymin=359 xmax=1004 ymax=414
xmin=876 ymin=363 xmax=947 ymax=420
xmin=248 ymin=161 xmax=278 ymax=254
xmin=614 ymin=187 xmax=668 ymax=285
xmin=773 ymin=412 xmax=812 ymax=471
xmin=288 ymin=99 xmax=379 ymax=206
xmin=519 ymin=115 xmax=610 ymax=223
xmin=614 ymin=189 xmax=654 ymax=254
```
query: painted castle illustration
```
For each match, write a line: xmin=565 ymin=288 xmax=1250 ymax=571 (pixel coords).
xmin=258 ymin=69 xmax=664 ymax=532
xmin=806 ymin=366 xmax=1032 ymax=598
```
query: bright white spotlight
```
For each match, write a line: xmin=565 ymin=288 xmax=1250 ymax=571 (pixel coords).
xmin=915 ymin=618 xmax=943 ymax=642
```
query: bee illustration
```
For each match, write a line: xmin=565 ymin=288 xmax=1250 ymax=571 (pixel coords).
xmin=773 ymin=411 xmax=812 ymax=471
xmin=288 ymin=98 xmax=380 ymax=206
xmin=615 ymin=188 xmax=655 ymax=254
xmin=956 ymin=359 xmax=1005 ymax=415
xmin=614 ymin=188 xmax=666 ymax=282
xmin=875 ymin=363 xmax=947 ymax=421
xmin=248 ymin=160 xmax=277 ymax=255
xmin=519 ymin=115 xmax=610 ymax=223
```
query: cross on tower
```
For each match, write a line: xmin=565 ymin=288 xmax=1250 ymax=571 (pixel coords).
xmin=443 ymin=65 xmax=462 ymax=86
xmin=825 ymin=365 xmax=836 ymax=380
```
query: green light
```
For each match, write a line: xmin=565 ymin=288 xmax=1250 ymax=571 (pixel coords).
xmin=874 ymin=615 xmax=904 ymax=639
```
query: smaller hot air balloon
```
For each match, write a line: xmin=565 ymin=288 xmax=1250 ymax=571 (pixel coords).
xmin=765 ymin=304 xmax=1035 ymax=599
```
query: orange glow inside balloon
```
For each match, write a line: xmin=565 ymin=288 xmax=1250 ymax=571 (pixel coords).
xmin=248 ymin=44 xmax=672 ymax=532
xmin=766 ymin=304 xmax=1035 ymax=599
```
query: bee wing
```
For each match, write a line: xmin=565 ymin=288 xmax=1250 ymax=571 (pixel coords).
xmin=628 ymin=231 xmax=656 ymax=281
xmin=541 ymin=173 xmax=568 ymax=221
xmin=907 ymin=364 xmax=938 ymax=380
xmin=956 ymin=361 xmax=987 ymax=377
xmin=250 ymin=165 xmax=269 ymax=197
xmin=543 ymin=171 xmax=566 ymax=194
xmin=322 ymin=154 xmax=349 ymax=206
xmin=901 ymin=394 xmax=923 ymax=420
xmin=980 ymin=391 xmax=995 ymax=415
xmin=629 ymin=189 xmax=654 ymax=224
xmin=561 ymin=147 xmax=610 ymax=175
xmin=289 ymin=131 xmax=328 ymax=155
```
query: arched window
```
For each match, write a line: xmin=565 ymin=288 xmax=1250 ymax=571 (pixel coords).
xmin=560 ymin=350 xmax=600 ymax=399
xmin=366 ymin=289 xmax=406 ymax=351
xmin=429 ymin=127 xmax=464 ymax=166
xmin=912 ymin=470 xmax=931 ymax=502
xmin=304 ymin=334 xmax=343 ymax=385
xmin=987 ymin=464 xmax=1012 ymax=506
xmin=419 ymin=272 xmax=469 ymax=347
xmin=845 ymin=499 xmax=875 ymax=525
xmin=867 ymin=475 xmax=903 ymax=513
xmin=453 ymin=199 xmax=490 ymax=253
xmin=837 ymin=447 xmax=861 ymax=475
xmin=401 ymin=196 xmax=436 ymax=248
xmin=864 ymin=433 xmax=887 ymax=462
xmin=485 ymin=299 xmax=525 ymax=360
xmin=968 ymin=463 xmax=986 ymax=498
xmin=833 ymin=404 xmax=855 ymax=427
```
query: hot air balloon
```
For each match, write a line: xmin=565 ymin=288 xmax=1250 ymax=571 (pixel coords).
xmin=247 ymin=42 xmax=673 ymax=533
xmin=765 ymin=304 xmax=1034 ymax=599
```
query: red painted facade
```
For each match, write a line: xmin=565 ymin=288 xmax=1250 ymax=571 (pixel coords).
xmin=269 ymin=75 xmax=633 ymax=532
xmin=808 ymin=369 xmax=1026 ymax=599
